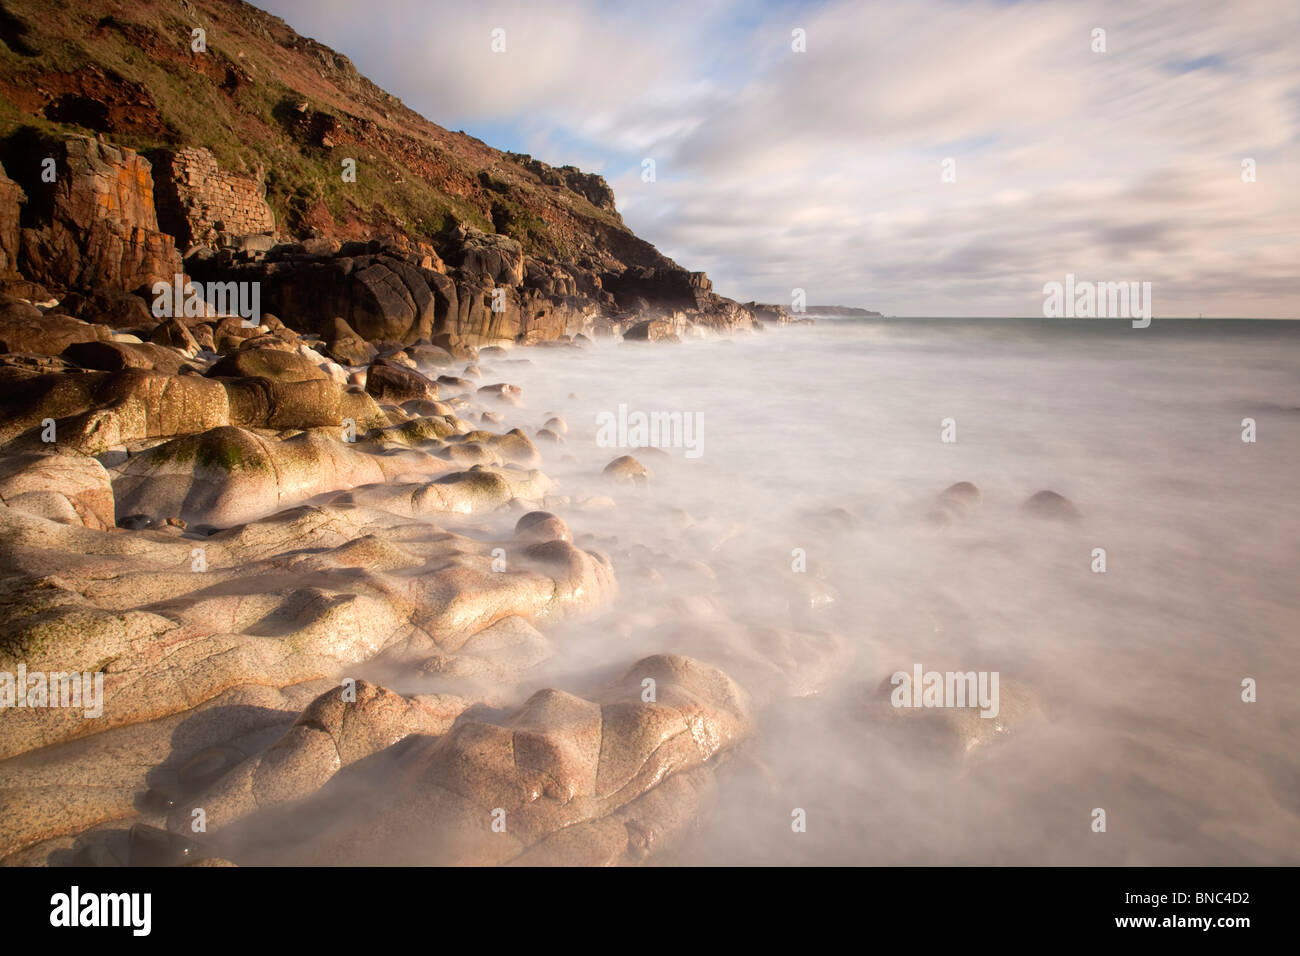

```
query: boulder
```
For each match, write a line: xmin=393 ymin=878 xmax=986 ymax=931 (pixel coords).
xmin=208 ymin=348 xmax=328 ymax=382
xmin=111 ymin=425 xmax=451 ymax=526
xmin=0 ymin=449 xmax=115 ymax=529
xmin=0 ymin=300 xmax=112 ymax=354
xmin=61 ymin=339 xmax=196 ymax=375
xmin=364 ymin=360 xmax=440 ymax=404
xmin=603 ymin=455 xmax=651 ymax=485
xmin=1023 ymin=490 xmax=1081 ymax=520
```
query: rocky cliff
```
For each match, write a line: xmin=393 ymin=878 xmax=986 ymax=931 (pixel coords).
xmin=0 ymin=0 xmax=758 ymax=344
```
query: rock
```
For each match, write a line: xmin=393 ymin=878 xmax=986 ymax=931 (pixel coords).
xmin=0 ymin=449 xmax=116 ymax=529
xmin=623 ymin=318 xmax=680 ymax=343
xmin=365 ymin=361 xmax=440 ymax=404
xmin=128 ymin=824 xmax=202 ymax=867
xmin=171 ymin=655 xmax=749 ymax=865
xmin=163 ymin=682 xmax=465 ymax=836
xmin=929 ymin=481 xmax=982 ymax=525
xmin=51 ymin=289 xmax=154 ymax=329
xmin=17 ymin=136 xmax=182 ymax=293
xmin=208 ymin=347 xmax=328 ymax=382
xmin=61 ymin=339 xmax=196 ymax=375
xmin=434 ymin=375 xmax=475 ymax=395
xmin=455 ymin=229 xmax=525 ymax=287
xmin=477 ymin=382 xmax=522 ymax=405
xmin=1023 ymin=490 xmax=1081 ymax=520
xmin=871 ymin=671 xmax=1045 ymax=756
xmin=349 ymin=259 xmax=436 ymax=342
xmin=337 ymin=465 xmax=554 ymax=518
xmin=212 ymin=317 xmax=266 ymax=352
xmin=111 ymin=425 xmax=451 ymax=526
xmin=223 ymin=375 xmax=343 ymax=430
xmin=320 ymin=316 xmax=376 ymax=367
xmin=405 ymin=344 xmax=456 ymax=368
xmin=0 ymin=163 xmax=21 ymax=278
xmin=603 ymin=455 xmax=651 ymax=485
xmin=0 ymin=301 xmax=113 ymax=354
xmin=514 ymin=510 xmax=571 ymax=544
xmin=0 ymin=368 xmax=351 ymax=452
xmin=149 ymin=317 xmax=200 ymax=354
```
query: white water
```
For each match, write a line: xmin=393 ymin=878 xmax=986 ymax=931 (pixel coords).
xmin=458 ymin=318 xmax=1300 ymax=865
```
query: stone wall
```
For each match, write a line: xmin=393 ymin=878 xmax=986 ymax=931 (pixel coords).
xmin=154 ymin=147 xmax=275 ymax=250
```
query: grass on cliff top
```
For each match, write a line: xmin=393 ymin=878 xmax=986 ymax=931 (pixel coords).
xmin=0 ymin=0 xmax=619 ymax=257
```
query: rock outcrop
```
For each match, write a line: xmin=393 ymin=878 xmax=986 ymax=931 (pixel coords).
xmin=16 ymin=136 xmax=182 ymax=293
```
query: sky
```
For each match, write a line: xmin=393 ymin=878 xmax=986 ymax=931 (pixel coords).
xmin=255 ymin=0 xmax=1300 ymax=317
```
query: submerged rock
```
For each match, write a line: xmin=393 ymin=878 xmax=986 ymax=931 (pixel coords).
xmin=603 ymin=455 xmax=651 ymax=486
xmin=1022 ymin=489 xmax=1081 ymax=520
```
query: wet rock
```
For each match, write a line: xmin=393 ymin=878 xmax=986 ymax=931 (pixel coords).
xmin=870 ymin=670 xmax=1045 ymax=757
xmin=405 ymin=344 xmax=456 ymax=368
xmin=478 ymin=382 xmax=522 ymax=405
xmin=164 ymin=682 xmax=465 ymax=836
xmin=603 ymin=455 xmax=650 ymax=485
xmin=1023 ymin=489 xmax=1080 ymax=520
xmin=514 ymin=510 xmax=571 ymax=544
xmin=61 ymin=339 xmax=196 ymax=375
xmin=434 ymin=375 xmax=475 ymax=395
xmin=623 ymin=319 xmax=680 ymax=343
xmin=365 ymin=360 xmax=440 ymax=404
xmin=929 ymin=481 xmax=982 ymax=525
xmin=201 ymin=655 xmax=749 ymax=865
xmin=128 ymin=824 xmax=201 ymax=867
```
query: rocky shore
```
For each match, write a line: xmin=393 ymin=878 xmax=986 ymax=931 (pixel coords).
xmin=0 ymin=268 xmax=851 ymax=865
xmin=0 ymin=0 xmax=1049 ymax=868
xmin=0 ymin=113 xmax=811 ymax=866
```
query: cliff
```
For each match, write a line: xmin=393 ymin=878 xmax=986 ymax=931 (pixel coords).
xmin=0 ymin=0 xmax=757 ymax=343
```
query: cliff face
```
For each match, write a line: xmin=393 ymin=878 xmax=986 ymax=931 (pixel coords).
xmin=0 ymin=0 xmax=757 ymax=342
xmin=12 ymin=135 xmax=182 ymax=293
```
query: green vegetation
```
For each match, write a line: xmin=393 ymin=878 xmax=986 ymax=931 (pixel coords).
xmin=0 ymin=0 xmax=629 ymax=260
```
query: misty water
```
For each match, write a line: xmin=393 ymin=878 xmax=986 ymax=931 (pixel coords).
xmin=382 ymin=318 xmax=1300 ymax=864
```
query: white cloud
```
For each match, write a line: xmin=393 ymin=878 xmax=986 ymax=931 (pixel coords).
xmin=258 ymin=0 xmax=1300 ymax=316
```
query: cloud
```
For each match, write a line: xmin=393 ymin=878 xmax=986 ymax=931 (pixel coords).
xmin=257 ymin=0 xmax=1300 ymax=316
